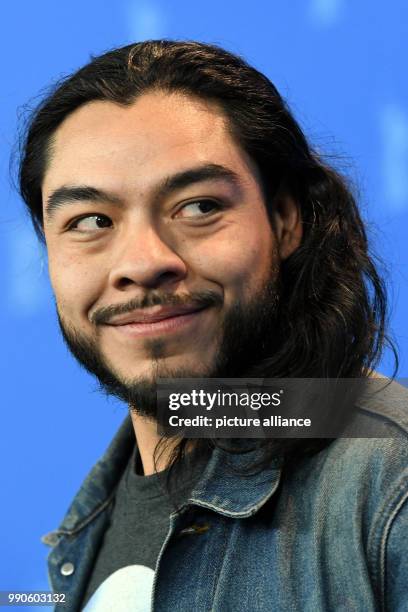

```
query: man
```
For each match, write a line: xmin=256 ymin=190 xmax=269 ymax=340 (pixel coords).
xmin=18 ymin=40 xmax=407 ymax=611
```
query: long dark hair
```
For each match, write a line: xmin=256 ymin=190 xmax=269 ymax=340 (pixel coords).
xmin=16 ymin=40 xmax=398 ymax=505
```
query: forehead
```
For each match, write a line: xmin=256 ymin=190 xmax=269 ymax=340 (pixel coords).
xmin=42 ymin=91 xmax=261 ymax=198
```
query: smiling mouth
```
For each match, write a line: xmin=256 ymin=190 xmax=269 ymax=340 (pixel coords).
xmin=106 ymin=306 xmax=210 ymax=338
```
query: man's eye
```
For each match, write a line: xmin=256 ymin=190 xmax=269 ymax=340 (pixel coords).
xmin=177 ymin=199 xmax=221 ymax=218
xmin=68 ymin=214 xmax=113 ymax=232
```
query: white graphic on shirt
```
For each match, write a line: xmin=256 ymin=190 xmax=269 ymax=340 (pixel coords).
xmin=82 ymin=564 xmax=155 ymax=612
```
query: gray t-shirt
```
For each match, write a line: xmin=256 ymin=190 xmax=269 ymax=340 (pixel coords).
xmin=81 ymin=444 xmax=208 ymax=611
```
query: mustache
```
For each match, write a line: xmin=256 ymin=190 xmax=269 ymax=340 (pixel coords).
xmin=90 ymin=290 xmax=223 ymax=326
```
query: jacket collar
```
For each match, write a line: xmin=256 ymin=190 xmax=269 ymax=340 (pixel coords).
xmin=42 ymin=416 xmax=134 ymax=544
xmin=42 ymin=414 xmax=282 ymax=544
xmin=189 ymin=440 xmax=282 ymax=518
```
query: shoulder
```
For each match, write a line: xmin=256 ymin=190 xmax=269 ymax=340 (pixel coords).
xmin=323 ymin=377 xmax=408 ymax=469
xmin=291 ymin=379 xmax=408 ymax=529
xmin=317 ymin=378 xmax=408 ymax=494
xmin=343 ymin=377 xmax=408 ymax=609
xmin=354 ymin=376 xmax=408 ymax=436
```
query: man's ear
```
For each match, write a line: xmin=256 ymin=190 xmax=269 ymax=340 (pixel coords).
xmin=270 ymin=193 xmax=302 ymax=260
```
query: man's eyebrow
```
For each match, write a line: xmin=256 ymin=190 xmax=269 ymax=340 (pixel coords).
xmin=155 ymin=163 xmax=242 ymax=199
xmin=44 ymin=163 xmax=243 ymax=222
xmin=45 ymin=186 xmax=121 ymax=221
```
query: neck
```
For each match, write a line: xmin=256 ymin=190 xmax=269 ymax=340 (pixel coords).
xmin=129 ymin=409 xmax=190 ymax=476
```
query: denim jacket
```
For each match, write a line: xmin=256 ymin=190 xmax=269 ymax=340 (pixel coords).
xmin=42 ymin=380 xmax=408 ymax=611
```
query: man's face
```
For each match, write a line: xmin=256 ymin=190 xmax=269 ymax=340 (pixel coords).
xmin=42 ymin=91 xmax=297 ymax=416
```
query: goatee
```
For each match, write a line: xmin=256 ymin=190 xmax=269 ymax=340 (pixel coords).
xmin=56 ymin=268 xmax=281 ymax=421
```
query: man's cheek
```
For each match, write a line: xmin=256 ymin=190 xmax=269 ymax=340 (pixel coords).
xmin=218 ymin=245 xmax=272 ymax=284
xmin=50 ymin=275 xmax=96 ymax=324
xmin=48 ymin=256 xmax=102 ymax=302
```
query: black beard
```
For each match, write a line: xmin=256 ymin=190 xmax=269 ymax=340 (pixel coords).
xmin=56 ymin=269 xmax=281 ymax=421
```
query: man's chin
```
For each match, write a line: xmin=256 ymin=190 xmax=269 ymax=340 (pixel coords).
xmin=98 ymin=363 xmax=212 ymax=425
xmin=109 ymin=358 xmax=210 ymax=387
xmin=56 ymin=310 xmax=217 ymax=420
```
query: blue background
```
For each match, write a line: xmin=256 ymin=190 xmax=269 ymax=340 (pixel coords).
xmin=1 ymin=0 xmax=407 ymax=599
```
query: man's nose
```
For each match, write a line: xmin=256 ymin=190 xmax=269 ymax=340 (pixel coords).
xmin=108 ymin=224 xmax=188 ymax=291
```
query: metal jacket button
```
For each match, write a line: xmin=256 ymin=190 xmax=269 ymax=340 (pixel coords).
xmin=60 ymin=562 xmax=75 ymax=576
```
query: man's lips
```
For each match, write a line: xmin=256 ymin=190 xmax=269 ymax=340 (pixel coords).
xmin=106 ymin=304 xmax=208 ymax=326
xmin=104 ymin=305 xmax=210 ymax=338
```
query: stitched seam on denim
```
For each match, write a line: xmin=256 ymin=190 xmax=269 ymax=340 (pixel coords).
xmin=189 ymin=480 xmax=280 ymax=518
xmin=52 ymin=489 xmax=117 ymax=537
xmin=354 ymin=406 xmax=408 ymax=437
xmin=210 ymin=517 xmax=231 ymax=610
xmin=150 ymin=507 xmax=192 ymax=612
xmin=368 ymin=472 xmax=408 ymax=612
xmin=379 ymin=484 xmax=408 ymax=612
